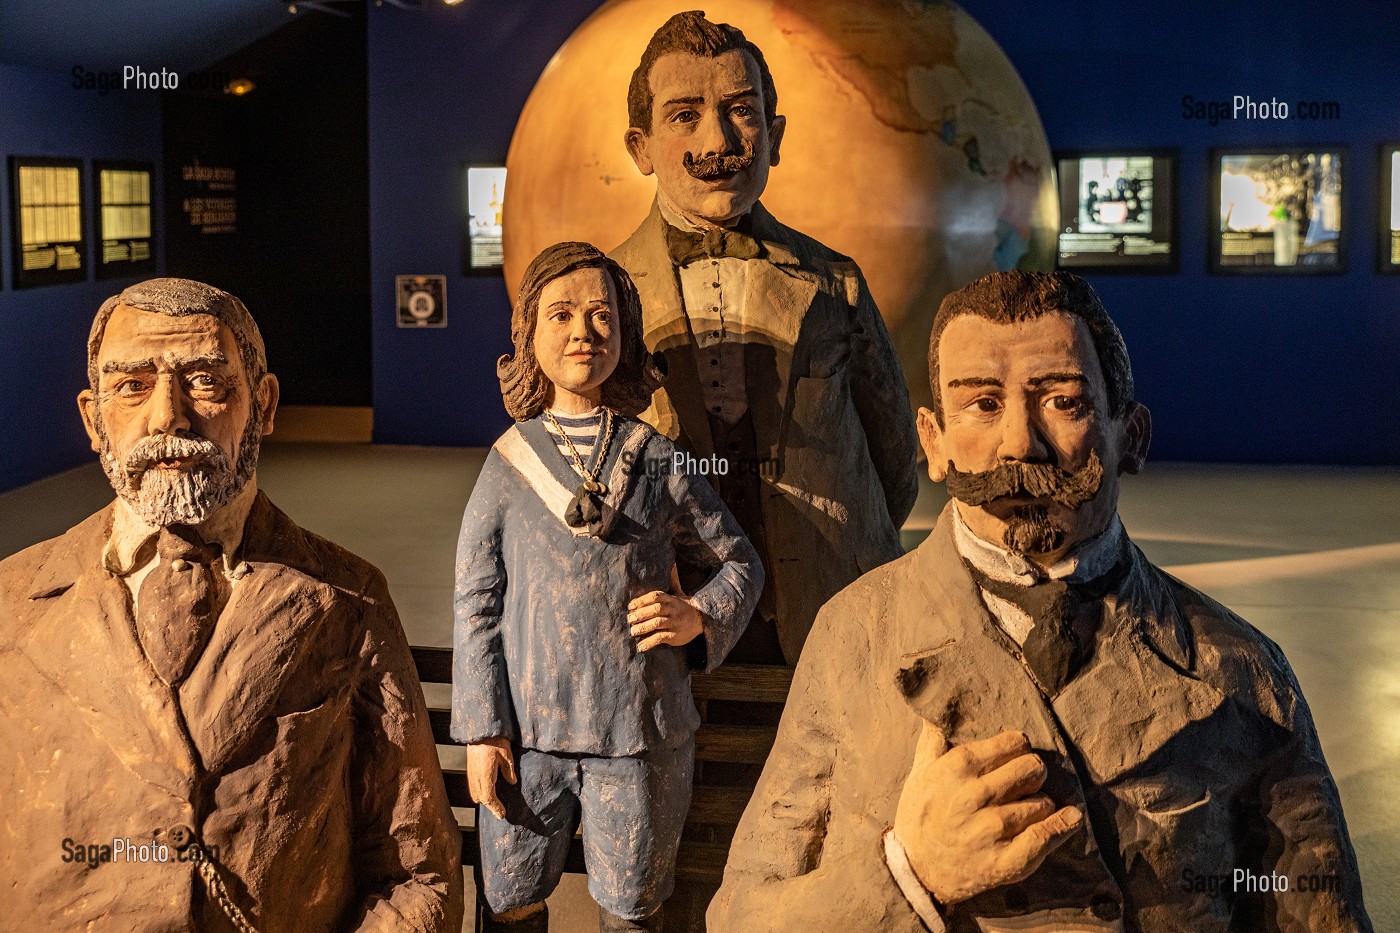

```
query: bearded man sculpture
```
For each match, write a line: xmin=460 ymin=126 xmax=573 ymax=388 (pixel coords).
xmin=0 ymin=278 xmax=462 ymax=932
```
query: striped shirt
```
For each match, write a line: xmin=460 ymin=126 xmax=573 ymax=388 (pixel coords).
xmin=543 ymin=408 xmax=602 ymax=468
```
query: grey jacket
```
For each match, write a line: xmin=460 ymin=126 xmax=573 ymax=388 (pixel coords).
xmin=710 ymin=504 xmax=1370 ymax=932
xmin=452 ymin=415 xmax=762 ymax=757
xmin=611 ymin=201 xmax=919 ymax=663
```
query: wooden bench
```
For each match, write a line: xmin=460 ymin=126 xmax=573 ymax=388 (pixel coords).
xmin=411 ymin=647 xmax=793 ymax=894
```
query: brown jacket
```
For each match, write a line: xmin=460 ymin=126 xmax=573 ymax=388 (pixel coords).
xmin=709 ymin=504 xmax=1370 ymax=932
xmin=0 ymin=492 xmax=463 ymax=932
xmin=612 ymin=201 xmax=920 ymax=662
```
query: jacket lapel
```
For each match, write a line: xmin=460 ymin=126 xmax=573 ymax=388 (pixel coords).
xmin=613 ymin=202 xmax=713 ymax=457
xmin=20 ymin=506 xmax=199 ymax=796
xmin=179 ymin=492 xmax=341 ymax=773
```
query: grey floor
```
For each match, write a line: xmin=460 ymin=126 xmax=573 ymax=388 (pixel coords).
xmin=2 ymin=446 xmax=1396 ymax=929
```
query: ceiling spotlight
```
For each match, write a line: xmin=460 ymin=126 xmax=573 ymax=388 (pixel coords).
xmin=287 ymin=3 xmax=296 ymax=12
xmin=225 ymin=78 xmax=256 ymax=96
xmin=444 ymin=0 xmax=466 ymax=5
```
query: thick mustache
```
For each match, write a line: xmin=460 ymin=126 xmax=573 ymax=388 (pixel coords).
xmin=683 ymin=139 xmax=756 ymax=179
xmin=123 ymin=432 xmax=223 ymax=475
xmin=944 ymin=450 xmax=1104 ymax=508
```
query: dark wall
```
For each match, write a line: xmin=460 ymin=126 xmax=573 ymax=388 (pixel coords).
xmin=165 ymin=8 xmax=371 ymax=407
xmin=366 ymin=0 xmax=1400 ymax=464
xmin=0 ymin=62 xmax=164 ymax=492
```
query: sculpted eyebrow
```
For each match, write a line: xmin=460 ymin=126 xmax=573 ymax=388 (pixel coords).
xmin=721 ymin=87 xmax=758 ymax=102
xmin=102 ymin=359 xmax=155 ymax=374
xmin=1027 ymin=372 xmax=1087 ymax=387
xmin=946 ymin=376 xmax=1002 ymax=389
xmin=663 ymin=96 xmax=704 ymax=108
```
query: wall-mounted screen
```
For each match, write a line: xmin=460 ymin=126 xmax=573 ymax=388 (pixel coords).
xmin=1056 ymin=150 xmax=1177 ymax=272
xmin=1381 ymin=146 xmax=1400 ymax=274
xmin=9 ymin=157 xmax=86 ymax=288
xmin=1211 ymin=148 xmax=1344 ymax=274
xmin=463 ymin=165 xmax=506 ymax=274
xmin=95 ymin=161 xmax=155 ymax=278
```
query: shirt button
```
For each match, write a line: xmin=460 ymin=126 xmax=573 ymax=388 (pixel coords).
xmin=170 ymin=558 xmax=191 ymax=572
xmin=711 ymin=281 xmax=720 ymax=288
xmin=711 ymin=330 xmax=720 ymax=338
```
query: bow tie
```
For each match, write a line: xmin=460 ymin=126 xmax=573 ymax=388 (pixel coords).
xmin=966 ymin=556 xmax=1130 ymax=696
xmin=664 ymin=222 xmax=763 ymax=266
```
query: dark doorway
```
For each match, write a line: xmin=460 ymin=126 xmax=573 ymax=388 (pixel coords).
xmin=163 ymin=7 xmax=370 ymax=407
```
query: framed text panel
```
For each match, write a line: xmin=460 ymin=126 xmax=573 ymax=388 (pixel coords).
xmin=9 ymin=156 xmax=87 ymax=288
xmin=94 ymin=160 xmax=156 ymax=279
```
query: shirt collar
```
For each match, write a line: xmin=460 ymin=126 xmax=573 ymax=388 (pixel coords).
xmin=951 ymin=502 xmax=1125 ymax=587
xmin=103 ymin=478 xmax=259 ymax=576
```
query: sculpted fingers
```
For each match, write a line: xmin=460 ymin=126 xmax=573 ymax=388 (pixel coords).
xmin=941 ymin=730 xmax=1032 ymax=782
xmin=627 ymin=590 xmax=666 ymax=613
xmin=966 ymin=753 xmax=1047 ymax=810
xmin=981 ymin=796 xmax=1056 ymax=840
xmin=636 ymin=630 xmax=679 ymax=652
xmin=1000 ymin=805 xmax=1084 ymax=880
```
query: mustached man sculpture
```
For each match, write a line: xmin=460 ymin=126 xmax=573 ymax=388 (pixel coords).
xmin=0 ymin=279 xmax=462 ymax=931
xmin=452 ymin=242 xmax=763 ymax=932
xmin=612 ymin=10 xmax=919 ymax=666
xmin=710 ymin=271 xmax=1370 ymax=932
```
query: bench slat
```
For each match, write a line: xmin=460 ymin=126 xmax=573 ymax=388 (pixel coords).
xmin=694 ymin=724 xmax=777 ymax=765
xmin=690 ymin=664 xmax=793 ymax=703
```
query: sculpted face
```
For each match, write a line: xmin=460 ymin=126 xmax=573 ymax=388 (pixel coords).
xmin=78 ymin=303 xmax=277 ymax=526
xmin=625 ymin=49 xmax=785 ymax=229
xmin=918 ymin=311 xmax=1149 ymax=562
xmin=533 ymin=267 xmax=622 ymax=413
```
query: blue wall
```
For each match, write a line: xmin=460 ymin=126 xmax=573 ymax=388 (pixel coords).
xmin=0 ymin=63 xmax=164 ymax=492
xmin=367 ymin=0 xmax=1400 ymax=465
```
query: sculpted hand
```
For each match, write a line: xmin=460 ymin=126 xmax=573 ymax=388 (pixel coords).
xmin=466 ymin=737 xmax=516 ymax=820
xmin=628 ymin=567 xmax=705 ymax=651
xmin=894 ymin=724 xmax=1083 ymax=907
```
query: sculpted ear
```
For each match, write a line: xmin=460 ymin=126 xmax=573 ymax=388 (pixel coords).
xmin=916 ymin=407 xmax=947 ymax=482
xmin=78 ymin=389 xmax=102 ymax=452
xmin=767 ymin=114 xmax=786 ymax=167
xmin=1119 ymin=402 xmax=1152 ymax=475
xmin=624 ymin=127 xmax=654 ymax=176
xmin=256 ymin=374 xmax=280 ymax=437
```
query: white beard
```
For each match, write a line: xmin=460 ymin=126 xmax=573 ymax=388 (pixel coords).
xmin=99 ymin=431 xmax=247 ymax=527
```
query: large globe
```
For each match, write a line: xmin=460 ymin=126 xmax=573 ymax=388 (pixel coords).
xmin=503 ymin=0 xmax=1057 ymax=411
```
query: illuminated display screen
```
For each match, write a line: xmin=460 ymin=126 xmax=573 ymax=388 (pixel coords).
xmin=10 ymin=157 xmax=86 ymax=288
xmin=1056 ymin=151 xmax=1177 ymax=272
xmin=1381 ymin=146 xmax=1400 ymax=273
xmin=463 ymin=165 xmax=506 ymax=273
xmin=97 ymin=162 xmax=155 ymax=277
xmin=1211 ymin=149 xmax=1344 ymax=274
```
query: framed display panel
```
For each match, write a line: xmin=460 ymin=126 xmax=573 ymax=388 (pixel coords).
xmin=461 ymin=164 xmax=506 ymax=275
xmin=9 ymin=156 xmax=86 ymax=288
xmin=1210 ymin=148 xmax=1345 ymax=274
xmin=94 ymin=160 xmax=156 ymax=279
xmin=1380 ymin=145 xmax=1400 ymax=274
xmin=1055 ymin=149 xmax=1178 ymax=273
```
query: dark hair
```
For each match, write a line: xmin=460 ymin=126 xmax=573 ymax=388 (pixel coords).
xmin=499 ymin=242 xmax=665 ymax=421
xmin=927 ymin=271 xmax=1135 ymax=426
xmin=627 ymin=10 xmax=778 ymax=133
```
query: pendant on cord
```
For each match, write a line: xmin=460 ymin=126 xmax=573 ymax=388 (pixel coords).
xmin=565 ymin=480 xmax=607 ymax=535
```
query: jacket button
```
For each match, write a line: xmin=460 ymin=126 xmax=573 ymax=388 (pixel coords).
xmin=170 ymin=558 xmax=191 ymax=572
xmin=1090 ymin=894 xmax=1121 ymax=921
xmin=167 ymin=824 xmax=195 ymax=850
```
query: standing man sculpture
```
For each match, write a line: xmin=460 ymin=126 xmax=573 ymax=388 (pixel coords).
xmin=613 ymin=10 xmax=920 ymax=663
xmin=0 ymin=279 xmax=463 ymax=932
xmin=709 ymin=271 xmax=1370 ymax=931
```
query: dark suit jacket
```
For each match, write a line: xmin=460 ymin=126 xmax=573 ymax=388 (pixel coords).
xmin=710 ymin=504 xmax=1370 ymax=932
xmin=0 ymin=492 xmax=463 ymax=932
xmin=612 ymin=201 xmax=920 ymax=662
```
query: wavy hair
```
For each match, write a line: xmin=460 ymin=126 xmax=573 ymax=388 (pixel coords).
xmin=499 ymin=242 xmax=665 ymax=421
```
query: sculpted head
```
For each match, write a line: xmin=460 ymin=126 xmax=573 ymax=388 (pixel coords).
xmin=499 ymin=242 xmax=665 ymax=420
xmin=79 ymin=278 xmax=279 ymax=527
xmin=918 ymin=271 xmax=1151 ymax=562
xmin=624 ymin=10 xmax=785 ymax=229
